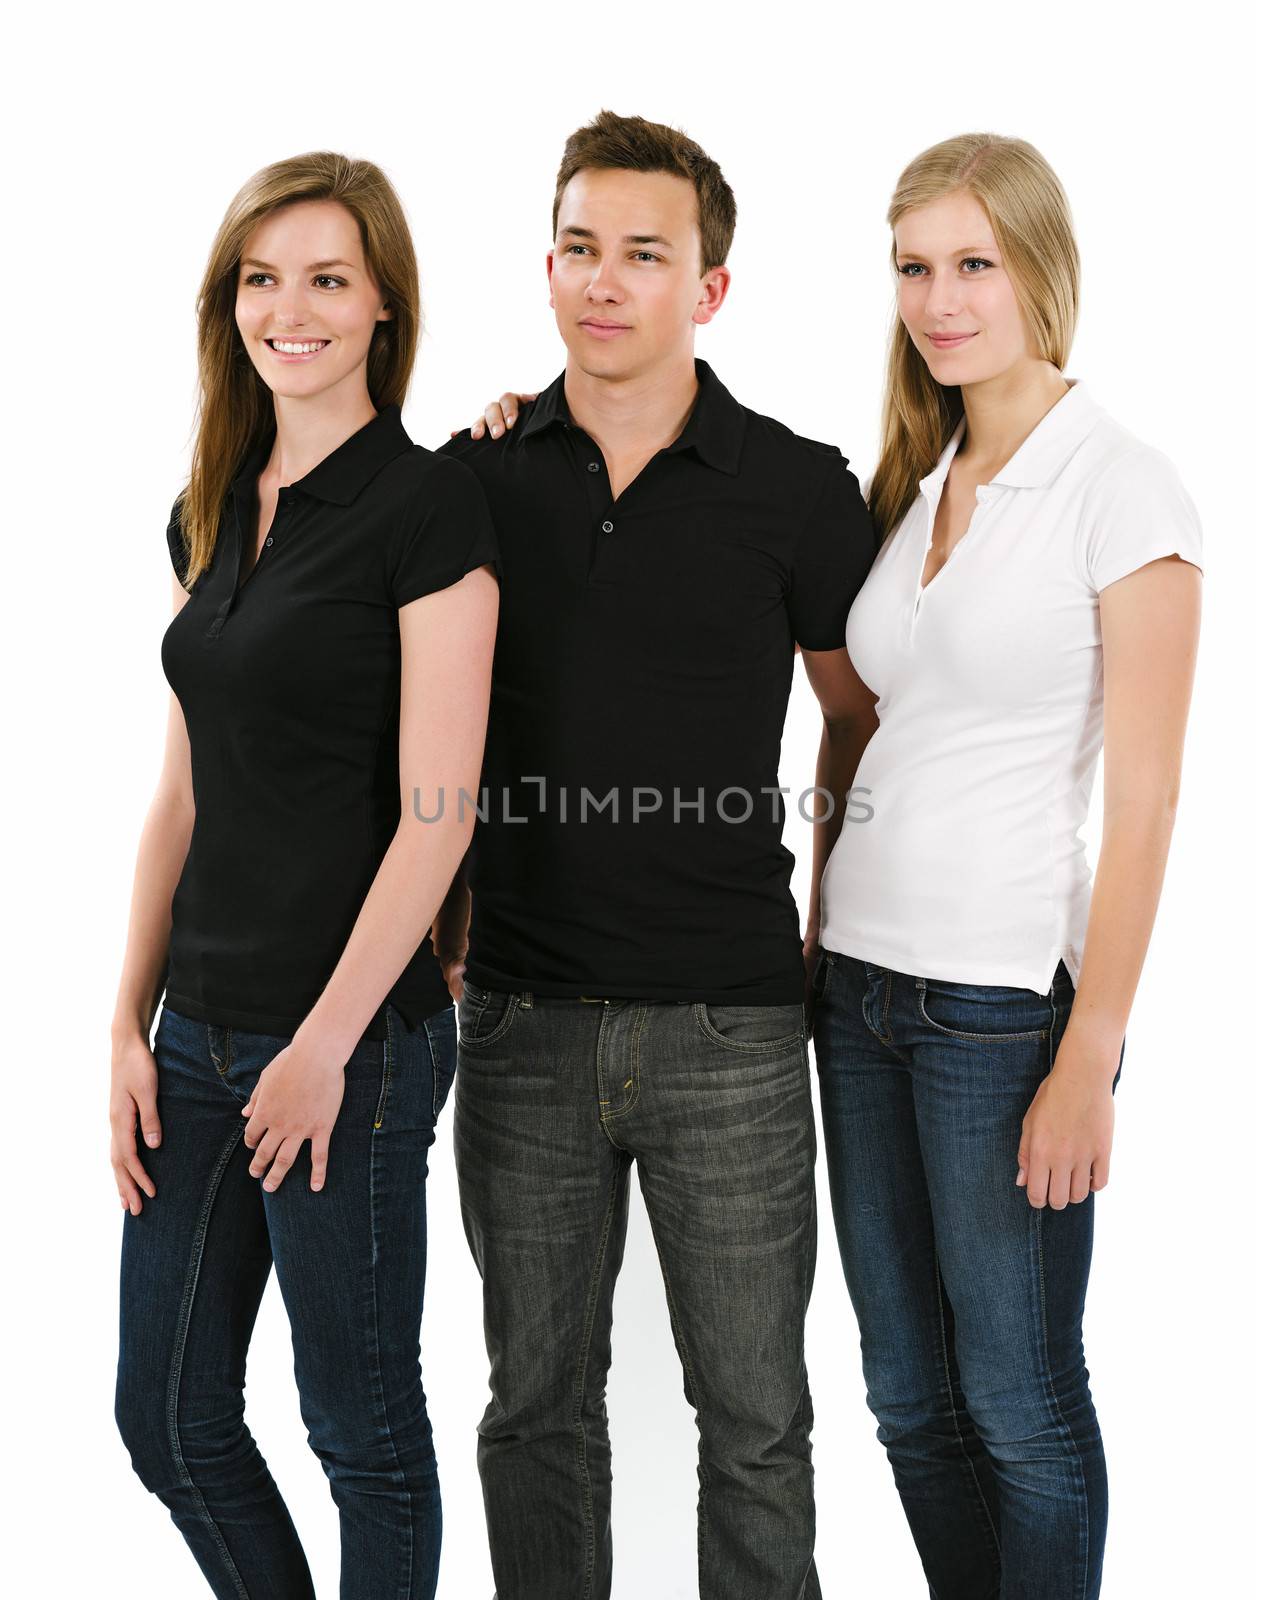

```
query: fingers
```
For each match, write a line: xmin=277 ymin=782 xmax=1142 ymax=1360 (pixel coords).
xmin=309 ymin=1135 xmax=329 ymax=1193
xmin=1069 ymin=1164 xmax=1093 ymax=1204
xmin=1023 ymin=1153 xmax=1051 ymax=1209
xmin=134 ymin=1086 xmax=163 ymax=1151
xmin=1048 ymin=1163 xmax=1073 ymax=1211
xmin=245 ymin=1119 xmax=281 ymax=1177
xmin=259 ymin=1134 xmax=302 ymax=1194
xmin=1090 ymin=1154 xmax=1110 ymax=1192
xmin=468 ymin=392 xmax=540 ymax=441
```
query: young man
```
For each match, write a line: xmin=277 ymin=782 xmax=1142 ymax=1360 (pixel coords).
xmin=437 ymin=110 xmax=876 ymax=1599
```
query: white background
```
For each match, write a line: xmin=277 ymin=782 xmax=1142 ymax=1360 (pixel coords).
xmin=5 ymin=2 xmax=1271 ymax=1595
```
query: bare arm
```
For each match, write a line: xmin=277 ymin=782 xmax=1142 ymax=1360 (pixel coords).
xmin=293 ymin=563 xmax=499 ymax=1059
xmin=240 ymin=563 xmax=499 ymax=1193
xmin=109 ymin=572 xmax=196 ymax=1212
xmin=799 ymin=646 xmax=880 ymax=966
xmin=1018 ymin=553 xmax=1202 ymax=1209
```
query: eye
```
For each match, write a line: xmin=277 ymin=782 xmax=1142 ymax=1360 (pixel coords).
xmin=960 ymin=257 xmax=994 ymax=273
xmin=896 ymin=262 xmax=926 ymax=277
xmin=565 ymin=244 xmax=592 ymax=256
xmin=244 ymin=271 xmax=272 ymax=286
xmin=632 ymin=251 xmax=660 ymax=263
xmin=313 ymin=275 xmax=345 ymax=289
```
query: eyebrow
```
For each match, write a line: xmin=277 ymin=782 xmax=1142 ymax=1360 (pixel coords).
xmin=558 ymin=226 xmax=674 ymax=248
xmin=895 ymin=244 xmax=998 ymax=259
xmin=241 ymin=258 xmax=358 ymax=272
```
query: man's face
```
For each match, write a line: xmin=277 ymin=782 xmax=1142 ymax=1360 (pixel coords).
xmin=547 ymin=167 xmax=727 ymax=380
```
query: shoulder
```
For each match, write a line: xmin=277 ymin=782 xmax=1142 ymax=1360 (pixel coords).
xmin=739 ymin=400 xmax=852 ymax=478
xmin=1076 ymin=407 xmax=1195 ymax=508
xmin=382 ymin=442 xmax=492 ymax=518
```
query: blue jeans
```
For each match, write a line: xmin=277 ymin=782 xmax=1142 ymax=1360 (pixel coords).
xmin=811 ymin=954 xmax=1120 ymax=1600
xmin=115 ymin=999 xmax=457 ymax=1599
xmin=453 ymin=984 xmax=822 ymax=1599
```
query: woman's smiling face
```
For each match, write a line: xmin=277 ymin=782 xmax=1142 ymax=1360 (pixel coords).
xmin=235 ymin=199 xmax=392 ymax=400
xmin=893 ymin=189 xmax=1034 ymax=388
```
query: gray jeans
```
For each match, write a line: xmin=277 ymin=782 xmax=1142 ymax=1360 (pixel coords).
xmin=454 ymin=983 xmax=822 ymax=1600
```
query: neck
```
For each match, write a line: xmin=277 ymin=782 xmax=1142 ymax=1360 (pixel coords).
xmin=265 ymin=373 xmax=378 ymax=487
xmin=562 ymin=349 xmax=700 ymax=456
xmin=957 ymin=359 xmax=1070 ymax=475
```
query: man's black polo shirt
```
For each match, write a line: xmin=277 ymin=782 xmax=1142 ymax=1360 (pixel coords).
xmin=439 ymin=358 xmax=876 ymax=1004
xmin=161 ymin=402 xmax=500 ymax=1041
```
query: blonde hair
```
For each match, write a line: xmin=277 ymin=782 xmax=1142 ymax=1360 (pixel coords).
xmin=172 ymin=151 xmax=420 ymax=585
xmin=867 ymin=133 xmax=1080 ymax=540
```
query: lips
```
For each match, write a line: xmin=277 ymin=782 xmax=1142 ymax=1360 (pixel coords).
xmin=926 ymin=332 xmax=977 ymax=349
xmin=579 ymin=320 xmax=630 ymax=340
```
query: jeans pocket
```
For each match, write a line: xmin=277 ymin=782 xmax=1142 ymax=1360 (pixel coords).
xmin=695 ymin=1001 xmax=807 ymax=1052
xmin=458 ymin=980 xmax=518 ymax=1048
xmin=916 ymin=977 xmax=1052 ymax=1042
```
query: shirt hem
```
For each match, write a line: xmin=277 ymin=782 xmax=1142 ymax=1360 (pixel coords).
xmin=161 ymin=989 xmax=423 ymax=1042
xmin=463 ymin=962 xmax=803 ymax=1006
xmin=817 ymin=929 xmax=1073 ymax=997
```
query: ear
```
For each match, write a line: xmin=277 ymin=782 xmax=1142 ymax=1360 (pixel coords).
xmin=545 ymin=249 xmax=555 ymax=309
xmin=692 ymin=265 xmax=731 ymax=327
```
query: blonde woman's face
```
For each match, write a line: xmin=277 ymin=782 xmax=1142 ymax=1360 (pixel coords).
xmin=893 ymin=191 xmax=1033 ymax=387
xmin=235 ymin=199 xmax=392 ymax=400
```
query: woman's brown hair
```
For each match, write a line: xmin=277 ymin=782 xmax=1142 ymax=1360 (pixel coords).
xmin=867 ymin=133 xmax=1081 ymax=541
xmin=171 ymin=151 xmax=420 ymax=585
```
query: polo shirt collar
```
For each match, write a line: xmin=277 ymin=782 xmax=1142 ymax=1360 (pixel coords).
xmin=918 ymin=379 xmax=1100 ymax=498
xmin=521 ymin=357 xmax=746 ymax=476
xmin=231 ymin=401 xmax=414 ymax=506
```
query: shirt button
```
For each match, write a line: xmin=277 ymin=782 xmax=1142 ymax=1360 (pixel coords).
xmin=587 ymin=461 xmax=601 ymax=473
xmin=265 ymin=537 xmax=274 ymax=546
xmin=601 ymin=520 xmax=614 ymax=533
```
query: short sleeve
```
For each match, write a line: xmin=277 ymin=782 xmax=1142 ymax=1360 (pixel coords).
xmin=388 ymin=457 xmax=502 ymax=608
xmin=787 ymin=455 xmax=878 ymax=650
xmin=165 ymin=493 xmax=188 ymax=583
xmin=1081 ymin=447 xmax=1203 ymax=594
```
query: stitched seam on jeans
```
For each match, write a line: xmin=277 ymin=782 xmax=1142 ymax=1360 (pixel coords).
xmin=603 ymin=1003 xmax=645 ymax=1118
xmin=572 ymin=1159 xmax=624 ymax=1595
xmin=458 ymin=989 xmax=518 ymax=1049
xmin=916 ymin=984 xmax=1048 ymax=1043
xmin=374 ymin=1022 xmax=393 ymax=1131
xmin=692 ymin=1001 xmax=806 ymax=1053
xmin=1033 ymin=1206 xmax=1091 ymax=1597
xmin=1041 ymin=983 xmax=1092 ymax=1596
xmin=365 ymin=1064 xmax=416 ymax=1591
xmin=931 ymin=1254 xmax=1001 ymax=1563
xmin=164 ymin=1127 xmax=255 ymax=1600
xmin=647 ymin=1214 xmax=711 ymax=1580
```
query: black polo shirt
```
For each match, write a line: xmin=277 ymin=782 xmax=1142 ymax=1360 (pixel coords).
xmin=439 ymin=357 xmax=876 ymax=1004
xmin=160 ymin=401 xmax=501 ymax=1041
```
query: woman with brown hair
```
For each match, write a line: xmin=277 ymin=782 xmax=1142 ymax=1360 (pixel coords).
xmin=109 ymin=151 xmax=500 ymax=1598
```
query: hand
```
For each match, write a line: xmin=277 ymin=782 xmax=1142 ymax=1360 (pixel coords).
xmin=1016 ymin=1029 xmax=1118 ymax=1209
xmin=442 ymin=953 xmax=467 ymax=1004
xmin=802 ymin=930 xmax=823 ymax=1034
xmin=239 ymin=1039 xmax=348 ymax=1194
xmin=110 ymin=1033 xmax=162 ymax=1215
xmin=449 ymin=391 xmax=539 ymax=441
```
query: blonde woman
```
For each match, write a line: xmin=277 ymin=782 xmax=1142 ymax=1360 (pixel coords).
xmin=110 ymin=153 xmax=500 ymax=1598
xmin=805 ymin=134 xmax=1202 ymax=1598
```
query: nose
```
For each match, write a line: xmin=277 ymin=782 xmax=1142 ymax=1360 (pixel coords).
xmin=924 ymin=268 xmax=963 ymax=321
xmin=585 ymin=255 xmax=624 ymax=305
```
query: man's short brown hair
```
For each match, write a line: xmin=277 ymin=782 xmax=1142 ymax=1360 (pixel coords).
xmin=552 ymin=109 xmax=737 ymax=274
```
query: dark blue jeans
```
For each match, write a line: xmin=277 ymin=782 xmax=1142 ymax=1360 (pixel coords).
xmin=453 ymin=984 xmax=822 ymax=1599
xmin=115 ymin=999 xmax=457 ymax=1600
xmin=811 ymin=954 xmax=1120 ymax=1600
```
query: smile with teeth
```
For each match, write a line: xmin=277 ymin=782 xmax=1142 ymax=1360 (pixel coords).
xmin=268 ymin=338 xmax=330 ymax=355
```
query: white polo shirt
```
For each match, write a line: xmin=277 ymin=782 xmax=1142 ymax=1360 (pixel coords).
xmin=819 ymin=380 xmax=1203 ymax=994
